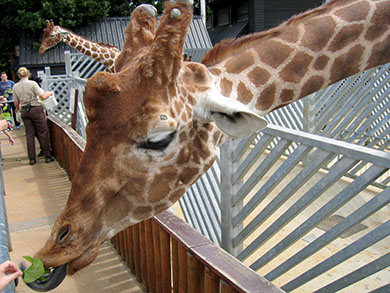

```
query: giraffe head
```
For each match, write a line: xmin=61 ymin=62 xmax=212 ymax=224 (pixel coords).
xmin=28 ymin=1 xmax=267 ymax=290
xmin=38 ymin=20 xmax=69 ymax=54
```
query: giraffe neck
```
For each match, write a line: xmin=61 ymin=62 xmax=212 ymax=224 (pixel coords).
xmin=60 ymin=27 xmax=120 ymax=72
xmin=206 ymin=0 xmax=390 ymax=115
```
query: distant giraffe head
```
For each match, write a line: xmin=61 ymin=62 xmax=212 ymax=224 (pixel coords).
xmin=39 ymin=20 xmax=68 ymax=54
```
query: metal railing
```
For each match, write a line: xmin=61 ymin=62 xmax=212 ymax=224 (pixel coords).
xmin=0 ymin=151 xmax=15 ymax=293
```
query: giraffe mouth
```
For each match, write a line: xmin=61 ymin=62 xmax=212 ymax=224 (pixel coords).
xmin=21 ymin=263 xmax=68 ymax=292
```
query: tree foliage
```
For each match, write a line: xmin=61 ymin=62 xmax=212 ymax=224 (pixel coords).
xmin=0 ymin=0 xmax=211 ymax=70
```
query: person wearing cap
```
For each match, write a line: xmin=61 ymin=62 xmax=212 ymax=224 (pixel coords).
xmin=13 ymin=67 xmax=55 ymax=165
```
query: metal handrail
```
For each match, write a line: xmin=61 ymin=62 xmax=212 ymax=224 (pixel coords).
xmin=0 ymin=149 xmax=15 ymax=293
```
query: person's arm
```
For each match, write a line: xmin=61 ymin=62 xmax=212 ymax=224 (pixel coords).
xmin=39 ymin=91 xmax=54 ymax=100
xmin=3 ymin=130 xmax=14 ymax=145
xmin=14 ymin=101 xmax=20 ymax=112
xmin=0 ymin=120 xmax=10 ymax=131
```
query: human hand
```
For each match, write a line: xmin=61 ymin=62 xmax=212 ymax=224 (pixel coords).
xmin=9 ymin=138 xmax=14 ymax=145
xmin=0 ymin=260 xmax=22 ymax=291
xmin=0 ymin=120 xmax=8 ymax=131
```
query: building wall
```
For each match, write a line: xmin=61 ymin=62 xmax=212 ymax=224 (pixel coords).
xmin=208 ymin=0 xmax=323 ymax=44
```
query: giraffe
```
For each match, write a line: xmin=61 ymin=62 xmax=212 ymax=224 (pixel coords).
xmin=26 ymin=0 xmax=390 ymax=290
xmin=39 ymin=20 xmax=121 ymax=72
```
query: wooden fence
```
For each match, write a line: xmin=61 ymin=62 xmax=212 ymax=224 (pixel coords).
xmin=47 ymin=115 xmax=283 ymax=293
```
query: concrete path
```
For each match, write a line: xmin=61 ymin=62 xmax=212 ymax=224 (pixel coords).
xmin=2 ymin=127 xmax=143 ymax=292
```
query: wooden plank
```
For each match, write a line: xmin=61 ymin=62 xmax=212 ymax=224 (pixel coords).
xmin=187 ymin=251 xmax=203 ymax=293
xmin=160 ymin=226 xmax=171 ymax=293
xmin=145 ymin=219 xmax=156 ymax=292
xmin=126 ymin=227 xmax=135 ymax=274
xmin=152 ymin=220 xmax=162 ymax=289
xmin=139 ymin=221 xmax=148 ymax=291
xmin=172 ymin=239 xmax=179 ymax=293
xmin=178 ymin=243 xmax=187 ymax=292
xmin=204 ymin=266 xmax=219 ymax=293
xmin=155 ymin=211 xmax=282 ymax=293
xmin=132 ymin=224 xmax=142 ymax=282
xmin=220 ymin=280 xmax=238 ymax=293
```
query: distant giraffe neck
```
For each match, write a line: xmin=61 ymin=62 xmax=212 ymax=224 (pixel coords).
xmin=60 ymin=27 xmax=120 ymax=72
xmin=206 ymin=0 xmax=390 ymax=115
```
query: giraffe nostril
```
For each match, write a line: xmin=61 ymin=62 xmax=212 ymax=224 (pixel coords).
xmin=171 ymin=8 xmax=182 ymax=19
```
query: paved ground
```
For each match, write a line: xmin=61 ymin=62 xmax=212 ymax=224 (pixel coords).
xmin=2 ymin=127 xmax=144 ymax=292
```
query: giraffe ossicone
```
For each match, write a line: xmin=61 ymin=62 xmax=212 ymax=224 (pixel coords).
xmin=28 ymin=0 xmax=390 ymax=290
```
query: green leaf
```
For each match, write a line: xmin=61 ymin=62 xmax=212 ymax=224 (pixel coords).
xmin=22 ymin=256 xmax=46 ymax=284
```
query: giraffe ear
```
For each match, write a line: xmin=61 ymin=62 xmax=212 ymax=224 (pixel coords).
xmin=195 ymin=92 xmax=268 ymax=138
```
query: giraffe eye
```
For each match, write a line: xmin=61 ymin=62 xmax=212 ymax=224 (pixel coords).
xmin=56 ymin=225 xmax=70 ymax=243
xmin=51 ymin=33 xmax=56 ymax=38
xmin=138 ymin=131 xmax=176 ymax=151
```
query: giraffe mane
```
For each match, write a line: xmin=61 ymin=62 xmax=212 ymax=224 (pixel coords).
xmin=201 ymin=0 xmax=343 ymax=67
xmin=97 ymin=42 xmax=119 ymax=50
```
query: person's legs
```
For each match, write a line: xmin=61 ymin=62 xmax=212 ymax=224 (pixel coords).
xmin=31 ymin=107 xmax=52 ymax=159
xmin=21 ymin=108 xmax=36 ymax=160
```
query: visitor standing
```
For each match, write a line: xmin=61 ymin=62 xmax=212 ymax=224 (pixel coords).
xmin=0 ymin=72 xmax=20 ymax=129
xmin=13 ymin=67 xmax=54 ymax=165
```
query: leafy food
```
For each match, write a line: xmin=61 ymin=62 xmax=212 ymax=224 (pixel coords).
xmin=22 ymin=256 xmax=50 ymax=283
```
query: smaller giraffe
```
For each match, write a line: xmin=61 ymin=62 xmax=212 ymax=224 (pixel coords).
xmin=39 ymin=20 xmax=121 ymax=73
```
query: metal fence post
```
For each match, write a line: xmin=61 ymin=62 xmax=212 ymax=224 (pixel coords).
xmin=0 ymin=155 xmax=15 ymax=293
xmin=220 ymin=139 xmax=244 ymax=256
xmin=64 ymin=51 xmax=72 ymax=76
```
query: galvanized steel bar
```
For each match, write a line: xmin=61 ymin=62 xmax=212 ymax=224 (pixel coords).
xmin=0 ymin=163 xmax=15 ymax=293
xmin=234 ymin=149 xmax=333 ymax=255
xmin=232 ymin=144 xmax=310 ymax=228
xmin=281 ymin=221 xmax=390 ymax=292
xmin=262 ymin=125 xmax=390 ymax=169
xmin=231 ymin=138 xmax=291 ymax=207
xmin=314 ymin=253 xmax=390 ymax=293
xmin=249 ymin=156 xmax=359 ymax=270
xmin=232 ymin=134 xmax=273 ymax=184
xmin=265 ymin=165 xmax=388 ymax=281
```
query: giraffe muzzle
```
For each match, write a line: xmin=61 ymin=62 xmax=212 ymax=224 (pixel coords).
xmin=21 ymin=262 xmax=68 ymax=292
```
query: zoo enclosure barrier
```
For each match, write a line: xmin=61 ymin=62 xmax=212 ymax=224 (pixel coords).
xmin=47 ymin=116 xmax=283 ymax=292
xmin=0 ymin=153 xmax=16 ymax=293
xmin=41 ymin=52 xmax=390 ymax=292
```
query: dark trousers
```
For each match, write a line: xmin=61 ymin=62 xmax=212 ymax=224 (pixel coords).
xmin=21 ymin=106 xmax=51 ymax=159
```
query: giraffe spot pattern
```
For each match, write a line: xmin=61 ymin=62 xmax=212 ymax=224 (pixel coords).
xmin=330 ymin=44 xmax=365 ymax=84
xmin=256 ymin=83 xmax=276 ymax=111
xmin=313 ymin=55 xmax=330 ymax=71
xmin=280 ymin=52 xmax=313 ymax=83
xmin=302 ymin=16 xmax=336 ymax=52
xmin=220 ymin=78 xmax=233 ymax=97
xmin=248 ymin=67 xmax=271 ymax=87
xmin=301 ymin=76 xmax=325 ymax=98
xmin=329 ymin=24 xmax=364 ymax=52
xmin=256 ymin=40 xmax=293 ymax=68
xmin=367 ymin=34 xmax=390 ymax=69
xmin=280 ymin=89 xmax=294 ymax=103
xmin=225 ymin=51 xmax=254 ymax=74
xmin=237 ymin=81 xmax=253 ymax=105
xmin=209 ymin=67 xmax=222 ymax=76
xmin=365 ymin=2 xmax=390 ymax=41
xmin=334 ymin=1 xmax=370 ymax=22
